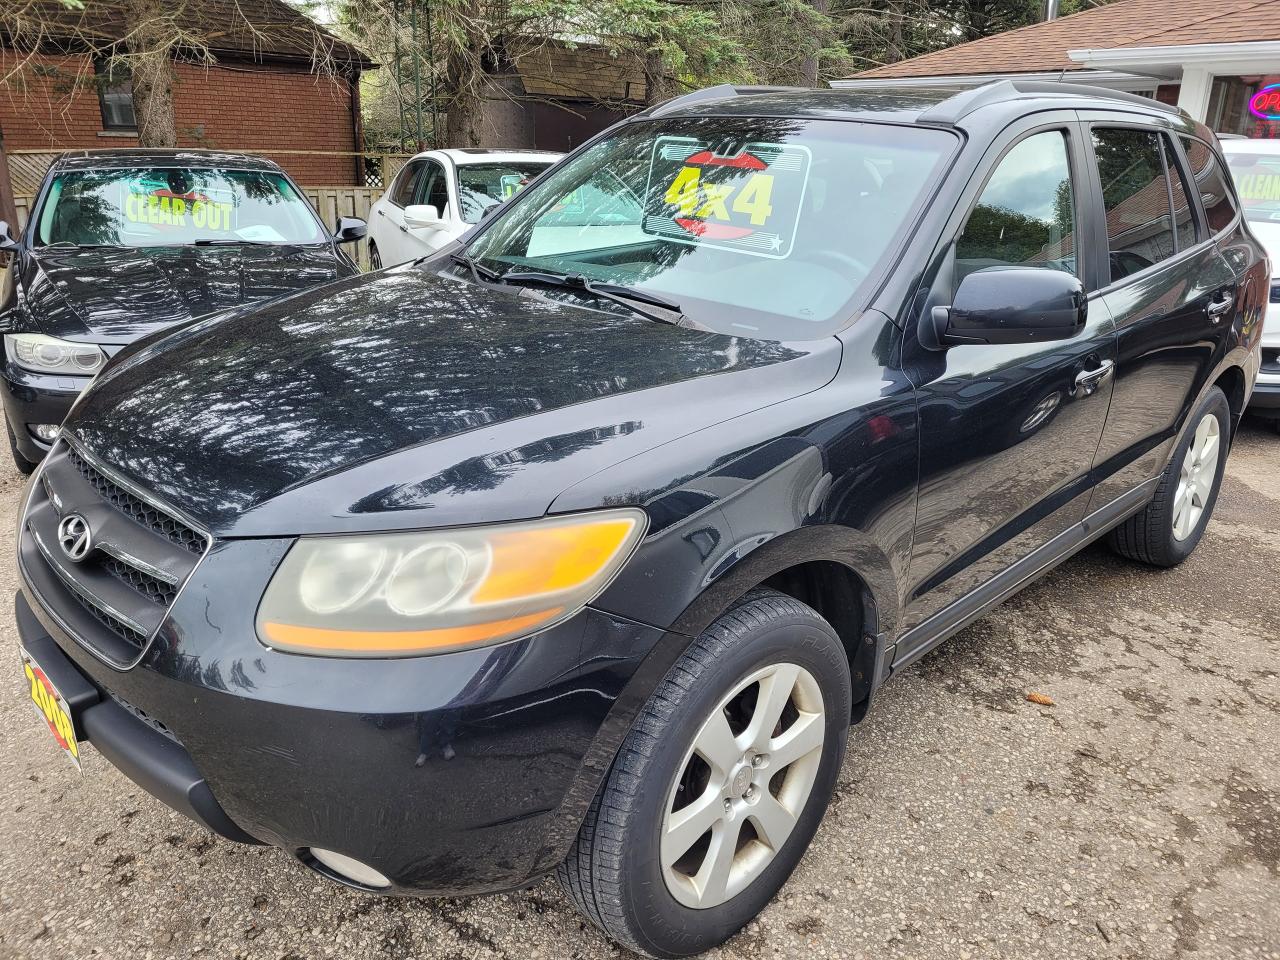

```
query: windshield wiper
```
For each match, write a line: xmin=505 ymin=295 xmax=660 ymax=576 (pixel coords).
xmin=449 ymin=252 xmax=503 ymax=284
xmin=499 ymin=270 xmax=684 ymax=326
xmin=193 ymin=238 xmax=278 ymax=246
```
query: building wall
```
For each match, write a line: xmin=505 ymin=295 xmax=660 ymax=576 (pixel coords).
xmin=0 ymin=50 xmax=361 ymax=186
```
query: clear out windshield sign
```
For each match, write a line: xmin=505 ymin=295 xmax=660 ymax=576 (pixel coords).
xmin=119 ymin=176 xmax=238 ymax=233
xmin=643 ymin=137 xmax=812 ymax=259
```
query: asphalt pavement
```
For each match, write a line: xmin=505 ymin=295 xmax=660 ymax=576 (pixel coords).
xmin=1 ymin=420 xmax=1277 ymax=960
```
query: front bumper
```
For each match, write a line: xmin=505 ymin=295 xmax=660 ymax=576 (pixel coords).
xmin=0 ymin=364 xmax=87 ymax=463
xmin=16 ymin=529 xmax=670 ymax=896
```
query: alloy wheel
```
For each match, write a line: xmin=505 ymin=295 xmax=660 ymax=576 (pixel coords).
xmin=1172 ymin=412 xmax=1220 ymax=541
xmin=660 ymin=662 xmax=825 ymax=909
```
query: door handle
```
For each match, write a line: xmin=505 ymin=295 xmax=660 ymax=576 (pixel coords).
xmin=1072 ymin=359 xmax=1114 ymax=397
xmin=1206 ymin=293 xmax=1234 ymax=322
xmin=377 ymin=209 xmax=385 ymax=217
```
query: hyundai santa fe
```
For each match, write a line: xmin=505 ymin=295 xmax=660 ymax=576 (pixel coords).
xmin=14 ymin=81 xmax=1263 ymax=958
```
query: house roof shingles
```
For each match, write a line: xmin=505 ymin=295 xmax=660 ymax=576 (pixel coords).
xmin=7 ymin=0 xmax=373 ymax=70
xmin=848 ymin=0 xmax=1280 ymax=80
xmin=513 ymin=40 xmax=646 ymax=103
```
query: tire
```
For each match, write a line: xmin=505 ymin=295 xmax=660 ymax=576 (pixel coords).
xmin=6 ymin=421 xmax=36 ymax=476
xmin=1107 ymin=386 xmax=1230 ymax=567
xmin=558 ymin=589 xmax=852 ymax=958
xmin=368 ymin=242 xmax=382 ymax=271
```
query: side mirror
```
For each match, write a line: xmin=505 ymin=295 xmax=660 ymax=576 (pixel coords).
xmin=403 ymin=204 xmax=446 ymax=231
xmin=335 ymin=217 xmax=367 ymax=243
xmin=926 ymin=267 xmax=1085 ymax=348
xmin=0 ymin=220 xmax=18 ymax=252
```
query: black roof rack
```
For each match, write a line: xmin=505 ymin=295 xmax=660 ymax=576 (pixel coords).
xmin=637 ymin=84 xmax=809 ymax=119
xmin=918 ymin=78 xmax=1182 ymax=124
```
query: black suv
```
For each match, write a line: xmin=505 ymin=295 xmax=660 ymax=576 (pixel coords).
xmin=0 ymin=149 xmax=365 ymax=473
xmin=14 ymin=82 xmax=1263 ymax=958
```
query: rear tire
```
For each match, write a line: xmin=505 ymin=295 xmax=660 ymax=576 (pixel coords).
xmin=1107 ymin=386 xmax=1230 ymax=567
xmin=368 ymin=242 xmax=382 ymax=271
xmin=558 ymin=589 xmax=851 ymax=958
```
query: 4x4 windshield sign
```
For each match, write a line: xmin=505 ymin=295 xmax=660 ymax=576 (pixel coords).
xmin=642 ymin=137 xmax=811 ymax=259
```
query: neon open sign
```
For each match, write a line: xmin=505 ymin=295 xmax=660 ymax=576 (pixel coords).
xmin=1250 ymin=83 xmax=1280 ymax=119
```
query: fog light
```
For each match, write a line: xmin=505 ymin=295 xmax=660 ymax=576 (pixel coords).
xmin=309 ymin=848 xmax=391 ymax=888
xmin=31 ymin=423 xmax=59 ymax=442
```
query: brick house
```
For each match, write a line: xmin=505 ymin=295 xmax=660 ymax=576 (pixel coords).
xmin=0 ymin=0 xmax=374 ymax=220
xmin=833 ymin=0 xmax=1280 ymax=141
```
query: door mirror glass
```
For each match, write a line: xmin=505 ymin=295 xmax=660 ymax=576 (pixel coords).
xmin=335 ymin=217 xmax=367 ymax=243
xmin=0 ymin=220 xmax=18 ymax=251
xmin=404 ymin=204 xmax=446 ymax=230
xmin=932 ymin=266 xmax=1086 ymax=346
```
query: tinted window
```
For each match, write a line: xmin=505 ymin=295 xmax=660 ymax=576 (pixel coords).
xmin=1165 ymin=135 xmax=1198 ymax=249
xmin=1093 ymin=128 xmax=1176 ymax=283
xmin=956 ymin=130 xmax=1077 ymax=279
xmin=418 ymin=161 xmax=450 ymax=215
xmin=1181 ymin=136 xmax=1238 ymax=233
xmin=389 ymin=160 xmax=424 ymax=207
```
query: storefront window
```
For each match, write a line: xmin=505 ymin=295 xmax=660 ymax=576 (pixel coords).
xmin=1208 ymin=75 xmax=1280 ymax=139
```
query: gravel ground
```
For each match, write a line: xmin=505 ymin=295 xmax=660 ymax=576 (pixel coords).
xmin=1 ymin=421 xmax=1277 ymax=960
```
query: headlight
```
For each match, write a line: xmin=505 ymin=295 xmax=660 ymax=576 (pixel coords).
xmin=5 ymin=333 xmax=106 ymax=375
xmin=256 ymin=508 xmax=647 ymax=657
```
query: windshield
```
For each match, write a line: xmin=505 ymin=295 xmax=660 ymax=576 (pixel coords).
xmin=462 ymin=118 xmax=955 ymax=338
xmin=1224 ymin=147 xmax=1280 ymax=224
xmin=456 ymin=161 xmax=554 ymax=224
xmin=35 ymin=166 xmax=327 ymax=247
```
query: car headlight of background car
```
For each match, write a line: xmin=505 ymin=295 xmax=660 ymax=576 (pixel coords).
xmin=256 ymin=508 xmax=647 ymax=657
xmin=5 ymin=333 xmax=107 ymax=376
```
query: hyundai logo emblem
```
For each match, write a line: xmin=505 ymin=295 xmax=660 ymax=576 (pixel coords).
xmin=56 ymin=513 xmax=93 ymax=563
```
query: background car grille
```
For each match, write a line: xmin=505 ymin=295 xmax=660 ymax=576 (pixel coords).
xmin=19 ymin=438 xmax=209 ymax=667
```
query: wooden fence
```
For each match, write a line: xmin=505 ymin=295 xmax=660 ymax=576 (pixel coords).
xmin=5 ymin=149 xmax=410 ymax=272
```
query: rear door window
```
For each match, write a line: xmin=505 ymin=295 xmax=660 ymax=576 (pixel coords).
xmin=955 ymin=129 xmax=1078 ymax=280
xmin=1092 ymin=128 xmax=1177 ymax=283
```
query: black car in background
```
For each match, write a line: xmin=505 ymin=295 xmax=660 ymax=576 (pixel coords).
xmin=0 ymin=149 xmax=365 ymax=472
xmin=13 ymin=83 xmax=1264 ymax=958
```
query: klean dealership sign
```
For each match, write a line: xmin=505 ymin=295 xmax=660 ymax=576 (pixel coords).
xmin=1249 ymin=83 xmax=1280 ymax=120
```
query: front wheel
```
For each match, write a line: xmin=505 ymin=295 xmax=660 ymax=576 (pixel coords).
xmin=368 ymin=241 xmax=382 ymax=271
xmin=1108 ymin=386 xmax=1230 ymax=567
xmin=558 ymin=590 xmax=851 ymax=958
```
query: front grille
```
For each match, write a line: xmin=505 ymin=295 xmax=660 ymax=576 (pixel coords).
xmin=19 ymin=439 xmax=209 ymax=667
xmin=67 ymin=448 xmax=206 ymax=555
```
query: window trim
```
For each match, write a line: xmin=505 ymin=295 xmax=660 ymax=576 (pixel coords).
xmin=1082 ymin=119 xmax=1220 ymax=296
xmin=1159 ymin=132 xmax=1205 ymax=250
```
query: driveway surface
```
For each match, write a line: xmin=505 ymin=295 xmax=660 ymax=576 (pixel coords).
xmin=1 ymin=421 xmax=1277 ymax=960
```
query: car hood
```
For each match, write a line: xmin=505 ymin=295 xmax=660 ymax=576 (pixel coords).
xmin=66 ymin=267 xmax=841 ymax=537
xmin=21 ymin=244 xmax=346 ymax=342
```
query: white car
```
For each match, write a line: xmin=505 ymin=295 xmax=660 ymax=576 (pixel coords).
xmin=1221 ymin=137 xmax=1280 ymax=429
xmin=367 ymin=149 xmax=561 ymax=268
